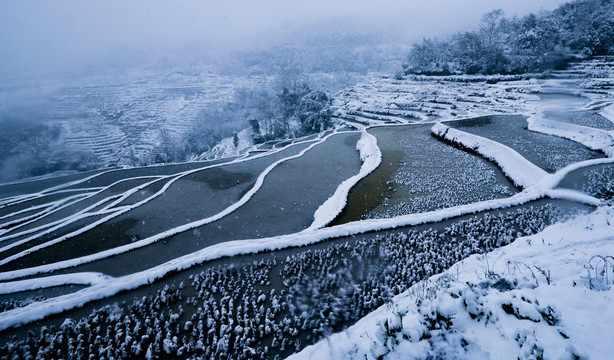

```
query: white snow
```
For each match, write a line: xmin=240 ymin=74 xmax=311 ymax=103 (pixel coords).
xmin=528 ymin=112 xmax=614 ymax=157
xmin=544 ymin=188 xmax=602 ymax=206
xmin=432 ymin=122 xmax=548 ymax=188
xmin=290 ymin=205 xmax=614 ymax=360
xmin=195 ymin=128 xmax=254 ymax=161
xmin=600 ymin=104 xmax=614 ymax=125
xmin=0 ymin=272 xmax=114 ymax=294
xmin=308 ymin=127 xmax=381 ymax=230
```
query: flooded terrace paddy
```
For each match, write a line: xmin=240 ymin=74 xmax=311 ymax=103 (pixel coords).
xmin=446 ymin=115 xmax=605 ymax=172
xmin=0 ymin=189 xmax=93 ymax=219
xmin=537 ymin=92 xmax=614 ymax=130
xmin=0 ymin=157 xmax=241 ymax=200
xmin=0 ymin=158 xmax=247 ymax=245
xmin=0 ymin=132 xmax=363 ymax=277
xmin=543 ymin=110 xmax=614 ymax=130
xmin=0 ymin=139 xmax=319 ymax=273
xmin=557 ymin=163 xmax=614 ymax=202
xmin=1 ymin=177 xmax=156 ymax=237
xmin=536 ymin=92 xmax=588 ymax=111
xmin=0 ymin=157 xmax=238 ymax=200
xmin=58 ymin=157 xmax=240 ymax=191
xmin=0 ymin=213 xmax=111 ymax=260
xmin=0 ymin=171 xmax=104 ymax=200
xmin=333 ymin=124 xmax=518 ymax=224
xmin=107 ymin=176 xmax=172 ymax=208
xmin=0 ymin=198 xmax=592 ymax=359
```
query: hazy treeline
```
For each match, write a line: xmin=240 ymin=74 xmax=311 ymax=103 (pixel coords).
xmin=402 ymin=0 xmax=614 ymax=75
xmin=0 ymin=117 xmax=98 ymax=182
xmin=159 ymin=71 xmax=333 ymax=163
xmin=242 ymin=73 xmax=332 ymax=144
xmin=206 ymin=21 xmax=407 ymax=77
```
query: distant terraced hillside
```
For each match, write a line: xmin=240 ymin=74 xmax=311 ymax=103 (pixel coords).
xmin=0 ymin=70 xmax=271 ymax=168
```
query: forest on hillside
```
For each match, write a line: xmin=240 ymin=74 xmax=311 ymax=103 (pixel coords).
xmin=402 ymin=0 xmax=614 ymax=75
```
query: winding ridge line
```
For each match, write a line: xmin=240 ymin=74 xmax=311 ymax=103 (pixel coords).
xmin=0 ymin=137 xmax=322 ymax=256
xmin=0 ymin=132 xmax=340 ymax=279
xmin=0 ymin=177 xmax=162 ymax=245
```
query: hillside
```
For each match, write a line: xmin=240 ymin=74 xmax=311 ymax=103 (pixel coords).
xmin=0 ymin=55 xmax=612 ymax=359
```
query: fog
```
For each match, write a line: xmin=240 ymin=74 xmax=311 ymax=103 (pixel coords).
xmin=0 ymin=0 xmax=573 ymax=182
xmin=1 ymin=0 xmax=568 ymax=78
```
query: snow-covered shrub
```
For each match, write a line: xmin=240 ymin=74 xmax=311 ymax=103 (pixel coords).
xmin=362 ymin=276 xmax=582 ymax=360
xmin=402 ymin=0 xmax=614 ymax=76
xmin=583 ymin=255 xmax=614 ymax=291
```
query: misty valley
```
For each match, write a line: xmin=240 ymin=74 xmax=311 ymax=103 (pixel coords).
xmin=1 ymin=0 xmax=614 ymax=359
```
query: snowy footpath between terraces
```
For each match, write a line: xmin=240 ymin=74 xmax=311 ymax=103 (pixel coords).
xmin=290 ymin=205 xmax=614 ymax=360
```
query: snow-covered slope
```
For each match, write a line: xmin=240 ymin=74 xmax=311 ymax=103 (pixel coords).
xmin=331 ymin=74 xmax=539 ymax=127
xmin=291 ymin=206 xmax=614 ymax=360
xmin=333 ymin=56 xmax=614 ymax=129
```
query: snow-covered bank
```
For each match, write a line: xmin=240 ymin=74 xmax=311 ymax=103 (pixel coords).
xmin=290 ymin=205 xmax=614 ymax=360
xmin=432 ymin=122 xmax=548 ymax=188
xmin=0 ymin=272 xmax=114 ymax=294
xmin=528 ymin=112 xmax=614 ymax=157
xmin=600 ymin=104 xmax=614 ymax=125
xmin=308 ymin=128 xmax=382 ymax=230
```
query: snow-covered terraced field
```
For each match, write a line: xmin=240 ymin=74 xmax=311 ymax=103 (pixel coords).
xmin=0 ymin=58 xmax=613 ymax=359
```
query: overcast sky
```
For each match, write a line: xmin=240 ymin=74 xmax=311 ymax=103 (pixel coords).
xmin=0 ymin=0 xmax=569 ymax=77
